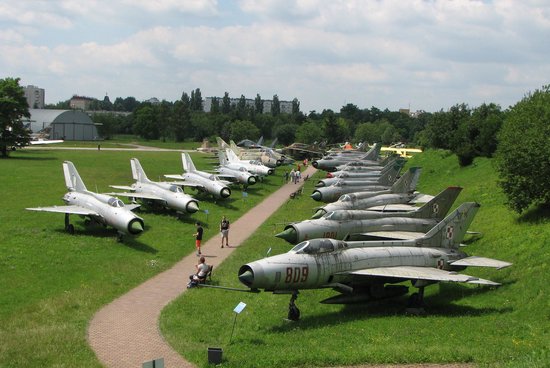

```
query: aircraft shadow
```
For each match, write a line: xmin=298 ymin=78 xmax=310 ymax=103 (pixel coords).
xmin=53 ymin=227 xmax=158 ymax=253
xmin=7 ymin=153 xmax=58 ymax=161
xmin=269 ymin=283 xmax=515 ymax=332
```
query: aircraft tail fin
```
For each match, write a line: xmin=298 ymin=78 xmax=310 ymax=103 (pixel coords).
xmin=181 ymin=152 xmax=197 ymax=173
xmin=376 ymin=162 xmax=401 ymax=186
xmin=362 ymin=142 xmax=381 ymax=161
xmin=390 ymin=167 xmax=421 ymax=193
xmin=420 ymin=202 xmax=480 ymax=249
xmin=412 ymin=186 xmax=462 ymax=221
xmin=219 ymin=149 xmax=228 ymax=166
xmin=63 ymin=161 xmax=87 ymax=192
xmin=270 ymin=137 xmax=278 ymax=148
xmin=256 ymin=136 xmax=264 ymax=146
xmin=130 ymin=158 xmax=150 ymax=183
xmin=216 ymin=137 xmax=229 ymax=150
xmin=225 ymin=148 xmax=239 ymax=163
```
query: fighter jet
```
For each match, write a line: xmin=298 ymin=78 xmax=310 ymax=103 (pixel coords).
xmin=229 ymin=140 xmax=281 ymax=168
xmin=225 ymin=148 xmax=274 ymax=176
xmin=312 ymin=143 xmax=382 ymax=171
xmin=214 ymin=150 xmax=257 ymax=187
xmin=108 ymin=158 xmax=200 ymax=214
xmin=26 ymin=161 xmax=144 ymax=241
xmin=165 ymin=153 xmax=232 ymax=199
xmin=276 ymin=187 xmax=462 ymax=244
xmin=310 ymin=162 xmax=401 ymax=203
xmin=316 ymin=159 xmax=406 ymax=187
xmin=238 ymin=202 xmax=511 ymax=320
xmin=312 ymin=167 xmax=422 ymax=218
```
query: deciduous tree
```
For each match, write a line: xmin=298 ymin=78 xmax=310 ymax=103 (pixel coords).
xmin=0 ymin=77 xmax=30 ymax=157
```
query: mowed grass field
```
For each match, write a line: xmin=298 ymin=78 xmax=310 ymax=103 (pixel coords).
xmin=1 ymin=147 xmax=548 ymax=367
xmin=161 ymin=150 xmax=550 ymax=368
xmin=0 ymin=146 xmax=287 ymax=367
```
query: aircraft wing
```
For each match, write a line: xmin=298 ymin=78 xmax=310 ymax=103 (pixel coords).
xmin=164 ymin=176 xmax=204 ymax=189
xmin=356 ymin=231 xmax=425 ymax=240
xmin=349 ymin=266 xmax=501 ymax=285
xmin=411 ymin=193 xmax=434 ymax=203
xmin=26 ymin=205 xmax=100 ymax=216
xmin=105 ymin=192 xmax=164 ymax=201
xmin=109 ymin=185 xmax=135 ymax=191
xmin=450 ymin=256 xmax=512 ymax=269
xmin=29 ymin=139 xmax=64 ymax=145
xmin=368 ymin=204 xmax=418 ymax=212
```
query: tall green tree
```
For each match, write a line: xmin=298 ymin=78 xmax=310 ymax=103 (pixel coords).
xmin=271 ymin=94 xmax=280 ymax=116
xmin=495 ymin=86 xmax=550 ymax=213
xmin=254 ymin=94 xmax=263 ymax=114
xmin=274 ymin=123 xmax=298 ymax=146
xmin=295 ymin=121 xmax=323 ymax=144
xmin=230 ymin=120 xmax=259 ymax=142
xmin=222 ymin=92 xmax=231 ymax=114
xmin=0 ymin=77 xmax=30 ymax=157
xmin=133 ymin=105 xmax=159 ymax=140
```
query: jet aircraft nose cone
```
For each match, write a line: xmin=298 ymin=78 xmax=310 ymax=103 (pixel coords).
xmin=248 ymin=176 xmax=257 ymax=185
xmin=238 ymin=270 xmax=254 ymax=286
xmin=275 ymin=227 xmax=297 ymax=244
xmin=268 ymin=169 xmax=274 ymax=175
xmin=129 ymin=219 xmax=144 ymax=234
xmin=315 ymin=181 xmax=325 ymax=187
xmin=311 ymin=191 xmax=322 ymax=201
xmin=220 ymin=188 xmax=231 ymax=198
xmin=311 ymin=209 xmax=326 ymax=219
xmin=186 ymin=201 xmax=199 ymax=213
xmin=312 ymin=161 xmax=319 ymax=168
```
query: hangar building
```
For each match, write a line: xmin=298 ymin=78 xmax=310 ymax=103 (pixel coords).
xmin=26 ymin=109 xmax=100 ymax=141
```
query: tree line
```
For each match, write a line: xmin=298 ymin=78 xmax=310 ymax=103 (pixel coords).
xmin=2 ymin=78 xmax=549 ymax=213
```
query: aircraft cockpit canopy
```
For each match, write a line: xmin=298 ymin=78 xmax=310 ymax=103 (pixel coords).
xmin=169 ymin=185 xmax=183 ymax=193
xmin=291 ymin=239 xmax=344 ymax=255
xmin=323 ymin=211 xmax=350 ymax=221
xmin=108 ymin=197 xmax=125 ymax=208
xmin=339 ymin=194 xmax=352 ymax=202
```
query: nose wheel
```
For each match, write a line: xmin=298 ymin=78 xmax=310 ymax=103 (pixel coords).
xmin=287 ymin=291 xmax=300 ymax=321
xmin=64 ymin=214 xmax=75 ymax=235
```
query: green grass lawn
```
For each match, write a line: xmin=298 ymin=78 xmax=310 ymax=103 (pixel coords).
xmin=161 ymin=150 xmax=550 ymax=368
xmin=1 ymin=147 xmax=548 ymax=367
xmin=0 ymin=147 xmax=287 ymax=367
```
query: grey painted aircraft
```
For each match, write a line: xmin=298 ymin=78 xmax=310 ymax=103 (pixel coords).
xmin=26 ymin=161 xmax=144 ymax=241
xmin=215 ymin=150 xmax=258 ymax=187
xmin=165 ymin=153 xmax=232 ymax=199
xmin=310 ymin=163 xmax=401 ymax=202
xmin=108 ymin=158 xmax=200 ymax=214
xmin=238 ymin=202 xmax=511 ymax=320
xmin=316 ymin=159 xmax=405 ymax=187
xmin=312 ymin=143 xmax=381 ymax=171
xmin=276 ymin=186 xmax=462 ymax=244
xmin=312 ymin=167 xmax=423 ymax=218
xmin=225 ymin=148 xmax=274 ymax=176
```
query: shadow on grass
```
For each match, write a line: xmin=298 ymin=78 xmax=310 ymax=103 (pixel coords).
xmin=2 ymin=153 xmax=58 ymax=161
xmin=517 ymin=204 xmax=550 ymax=224
xmin=53 ymin=226 xmax=158 ymax=254
xmin=269 ymin=284 xmax=514 ymax=332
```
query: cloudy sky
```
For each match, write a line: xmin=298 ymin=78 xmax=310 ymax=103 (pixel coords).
xmin=2 ymin=0 xmax=549 ymax=113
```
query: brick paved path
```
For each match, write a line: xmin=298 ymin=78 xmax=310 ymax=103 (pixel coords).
xmin=87 ymin=165 xmax=317 ymax=368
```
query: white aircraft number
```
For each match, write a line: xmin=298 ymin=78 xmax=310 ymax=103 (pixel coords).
xmin=285 ymin=266 xmax=309 ymax=283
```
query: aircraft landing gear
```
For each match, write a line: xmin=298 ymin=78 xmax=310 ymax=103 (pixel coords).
xmin=406 ymin=286 xmax=426 ymax=315
xmin=64 ymin=214 xmax=75 ymax=235
xmin=117 ymin=233 xmax=124 ymax=243
xmin=287 ymin=291 xmax=300 ymax=321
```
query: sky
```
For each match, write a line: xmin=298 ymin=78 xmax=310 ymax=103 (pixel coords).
xmin=1 ymin=0 xmax=549 ymax=113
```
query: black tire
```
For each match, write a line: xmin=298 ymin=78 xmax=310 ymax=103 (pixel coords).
xmin=288 ymin=305 xmax=300 ymax=321
xmin=67 ymin=224 xmax=75 ymax=235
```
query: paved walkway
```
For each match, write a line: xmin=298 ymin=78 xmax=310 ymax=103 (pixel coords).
xmin=87 ymin=165 xmax=318 ymax=368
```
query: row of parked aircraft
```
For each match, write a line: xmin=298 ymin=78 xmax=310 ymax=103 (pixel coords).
xmin=26 ymin=143 xmax=277 ymax=241
xmin=229 ymin=142 xmax=512 ymax=321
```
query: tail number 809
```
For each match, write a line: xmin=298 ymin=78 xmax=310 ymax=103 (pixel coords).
xmin=285 ymin=266 xmax=309 ymax=283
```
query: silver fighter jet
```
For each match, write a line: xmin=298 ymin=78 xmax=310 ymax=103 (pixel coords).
xmin=165 ymin=153 xmax=232 ymax=199
xmin=108 ymin=158 xmax=200 ymax=214
xmin=238 ymin=202 xmax=511 ymax=320
xmin=276 ymin=187 xmax=462 ymax=244
xmin=26 ymin=161 xmax=144 ymax=241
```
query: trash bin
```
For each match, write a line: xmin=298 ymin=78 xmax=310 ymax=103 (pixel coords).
xmin=207 ymin=347 xmax=223 ymax=364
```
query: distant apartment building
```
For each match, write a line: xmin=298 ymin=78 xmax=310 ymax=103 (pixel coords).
xmin=203 ymin=96 xmax=295 ymax=114
xmin=69 ymin=95 xmax=95 ymax=110
xmin=23 ymin=85 xmax=45 ymax=109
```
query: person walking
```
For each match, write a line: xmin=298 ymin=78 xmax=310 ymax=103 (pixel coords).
xmin=193 ymin=221 xmax=203 ymax=256
xmin=220 ymin=215 xmax=230 ymax=248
